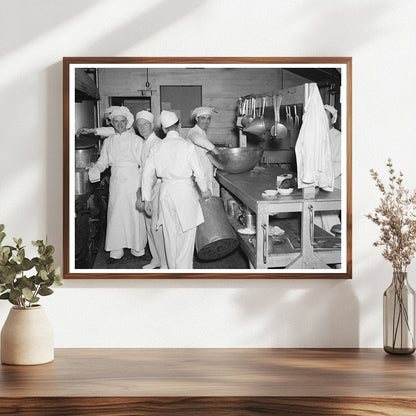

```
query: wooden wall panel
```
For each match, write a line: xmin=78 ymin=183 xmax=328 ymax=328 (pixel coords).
xmin=97 ymin=68 xmax=309 ymax=145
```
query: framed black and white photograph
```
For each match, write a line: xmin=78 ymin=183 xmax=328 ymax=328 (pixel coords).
xmin=63 ymin=57 xmax=352 ymax=279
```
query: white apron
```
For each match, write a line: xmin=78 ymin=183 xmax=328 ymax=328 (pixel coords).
xmin=105 ymin=163 xmax=146 ymax=252
xmin=157 ymin=178 xmax=204 ymax=233
xmin=90 ymin=130 xmax=147 ymax=253
xmin=141 ymin=130 xmax=208 ymax=268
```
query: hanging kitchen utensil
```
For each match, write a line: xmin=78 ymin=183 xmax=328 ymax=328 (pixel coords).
xmin=239 ymin=99 xmax=246 ymax=126
xmin=244 ymin=96 xmax=270 ymax=137
xmin=238 ymin=97 xmax=243 ymax=116
xmin=259 ymin=96 xmax=265 ymax=121
xmin=270 ymin=94 xmax=287 ymax=139
xmin=285 ymin=105 xmax=290 ymax=127
xmin=287 ymin=105 xmax=294 ymax=129
xmin=241 ymin=98 xmax=253 ymax=127
xmin=270 ymin=95 xmax=278 ymax=137
xmin=294 ymin=105 xmax=300 ymax=129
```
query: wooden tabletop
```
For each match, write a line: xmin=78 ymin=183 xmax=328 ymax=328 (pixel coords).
xmin=1 ymin=348 xmax=415 ymax=415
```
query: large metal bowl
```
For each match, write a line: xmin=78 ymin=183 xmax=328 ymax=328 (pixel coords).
xmin=208 ymin=147 xmax=264 ymax=174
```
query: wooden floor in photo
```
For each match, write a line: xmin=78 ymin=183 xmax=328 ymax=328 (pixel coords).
xmin=92 ymin=241 xmax=249 ymax=270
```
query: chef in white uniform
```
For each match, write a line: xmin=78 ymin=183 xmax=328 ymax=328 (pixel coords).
xmin=135 ymin=110 xmax=167 ymax=270
xmin=324 ymin=105 xmax=342 ymax=190
xmin=142 ymin=110 xmax=210 ymax=269
xmin=88 ymin=106 xmax=147 ymax=264
xmin=187 ymin=106 xmax=220 ymax=196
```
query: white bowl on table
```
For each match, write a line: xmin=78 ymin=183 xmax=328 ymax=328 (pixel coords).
xmin=277 ymin=188 xmax=294 ymax=196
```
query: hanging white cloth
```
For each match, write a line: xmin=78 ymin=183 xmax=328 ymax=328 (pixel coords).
xmin=328 ymin=127 xmax=342 ymax=190
xmin=295 ymin=83 xmax=334 ymax=192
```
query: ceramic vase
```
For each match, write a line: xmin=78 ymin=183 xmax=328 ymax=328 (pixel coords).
xmin=383 ymin=271 xmax=416 ymax=355
xmin=1 ymin=305 xmax=54 ymax=365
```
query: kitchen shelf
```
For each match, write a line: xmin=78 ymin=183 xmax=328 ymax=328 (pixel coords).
xmin=217 ymin=166 xmax=341 ymax=269
xmin=1 ymin=348 xmax=415 ymax=415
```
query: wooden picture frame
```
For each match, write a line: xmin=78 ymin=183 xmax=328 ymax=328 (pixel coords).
xmin=63 ymin=57 xmax=352 ymax=279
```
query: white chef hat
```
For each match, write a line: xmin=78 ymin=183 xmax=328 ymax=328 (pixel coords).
xmin=103 ymin=106 xmax=120 ymax=116
xmin=192 ymin=106 xmax=216 ymax=119
xmin=159 ymin=110 xmax=179 ymax=128
xmin=135 ymin=110 xmax=154 ymax=124
xmin=109 ymin=106 xmax=134 ymax=129
xmin=324 ymin=105 xmax=338 ymax=124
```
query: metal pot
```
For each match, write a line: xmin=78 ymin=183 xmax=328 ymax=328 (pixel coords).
xmin=244 ymin=209 xmax=256 ymax=230
xmin=75 ymin=135 xmax=98 ymax=195
xmin=75 ymin=148 xmax=97 ymax=169
xmin=75 ymin=168 xmax=90 ymax=196
xmin=75 ymin=135 xmax=98 ymax=169
xmin=227 ymin=199 xmax=240 ymax=217
xmin=196 ymin=196 xmax=239 ymax=261
xmin=207 ymin=147 xmax=264 ymax=174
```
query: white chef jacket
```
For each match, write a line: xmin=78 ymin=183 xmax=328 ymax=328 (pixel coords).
xmin=140 ymin=132 xmax=162 ymax=198
xmin=140 ymin=132 xmax=166 ymax=268
xmin=186 ymin=124 xmax=219 ymax=195
xmin=95 ymin=127 xmax=135 ymax=138
xmin=141 ymin=132 xmax=161 ymax=167
xmin=142 ymin=130 xmax=208 ymax=233
xmin=295 ymin=83 xmax=334 ymax=192
xmin=95 ymin=126 xmax=115 ymax=137
xmin=92 ymin=130 xmax=147 ymax=252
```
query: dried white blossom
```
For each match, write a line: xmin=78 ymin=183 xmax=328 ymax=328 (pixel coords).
xmin=366 ymin=159 xmax=416 ymax=272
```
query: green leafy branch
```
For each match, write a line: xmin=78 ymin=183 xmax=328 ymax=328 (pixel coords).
xmin=0 ymin=224 xmax=62 ymax=309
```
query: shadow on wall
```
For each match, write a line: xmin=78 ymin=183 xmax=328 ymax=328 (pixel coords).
xmin=289 ymin=0 xmax=392 ymax=51
xmin=77 ymin=0 xmax=206 ymax=56
xmin=232 ymin=280 xmax=359 ymax=348
xmin=1 ymin=0 xmax=205 ymax=57
xmin=1 ymin=0 xmax=102 ymax=57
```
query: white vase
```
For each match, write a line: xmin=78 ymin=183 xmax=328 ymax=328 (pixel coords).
xmin=1 ymin=305 xmax=54 ymax=365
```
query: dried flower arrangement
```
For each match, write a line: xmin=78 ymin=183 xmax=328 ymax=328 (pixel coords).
xmin=367 ymin=159 xmax=416 ymax=354
xmin=366 ymin=159 xmax=416 ymax=273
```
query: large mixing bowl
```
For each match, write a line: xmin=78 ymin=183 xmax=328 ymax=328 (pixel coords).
xmin=208 ymin=147 xmax=264 ymax=174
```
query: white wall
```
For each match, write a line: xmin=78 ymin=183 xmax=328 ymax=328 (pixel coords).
xmin=1 ymin=0 xmax=415 ymax=348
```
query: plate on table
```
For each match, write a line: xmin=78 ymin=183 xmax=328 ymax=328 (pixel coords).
xmin=237 ymin=227 xmax=256 ymax=236
xmin=262 ymin=189 xmax=278 ymax=199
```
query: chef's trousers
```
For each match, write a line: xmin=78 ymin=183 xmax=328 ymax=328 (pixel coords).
xmin=159 ymin=195 xmax=196 ymax=269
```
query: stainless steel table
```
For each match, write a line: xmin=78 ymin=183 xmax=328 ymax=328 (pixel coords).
xmin=216 ymin=166 xmax=341 ymax=269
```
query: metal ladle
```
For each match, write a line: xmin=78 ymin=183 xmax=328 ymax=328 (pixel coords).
xmin=243 ymin=96 xmax=270 ymax=137
xmin=270 ymin=94 xmax=287 ymax=139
